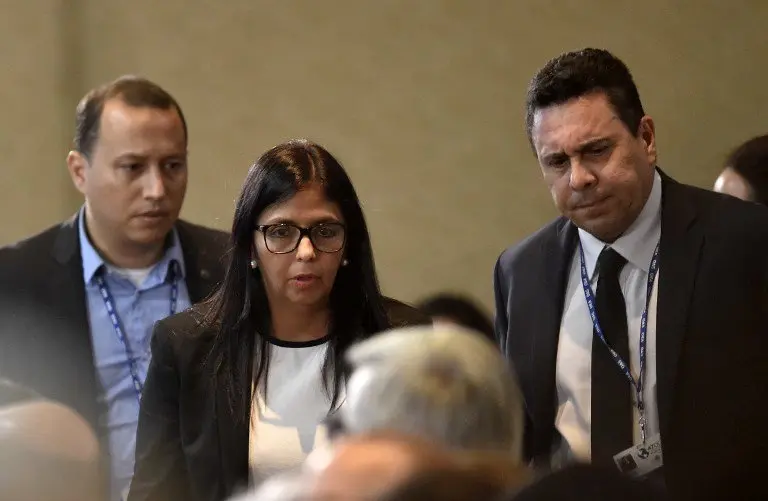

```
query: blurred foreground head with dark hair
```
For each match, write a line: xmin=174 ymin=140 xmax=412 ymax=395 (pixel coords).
xmin=417 ymin=293 xmax=495 ymax=341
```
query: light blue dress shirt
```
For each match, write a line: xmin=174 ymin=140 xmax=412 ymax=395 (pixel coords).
xmin=78 ymin=209 xmax=191 ymax=501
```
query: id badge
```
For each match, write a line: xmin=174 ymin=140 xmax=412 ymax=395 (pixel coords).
xmin=612 ymin=433 xmax=663 ymax=478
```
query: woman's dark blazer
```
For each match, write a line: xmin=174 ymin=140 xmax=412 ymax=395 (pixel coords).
xmin=127 ymin=297 xmax=431 ymax=501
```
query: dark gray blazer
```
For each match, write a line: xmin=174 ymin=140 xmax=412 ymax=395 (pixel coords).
xmin=494 ymin=172 xmax=768 ymax=501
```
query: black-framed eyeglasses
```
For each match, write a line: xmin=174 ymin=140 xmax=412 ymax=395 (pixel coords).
xmin=255 ymin=222 xmax=346 ymax=254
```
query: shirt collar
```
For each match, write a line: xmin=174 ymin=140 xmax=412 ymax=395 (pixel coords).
xmin=578 ymin=170 xmax=662 ymax=280
xmin=77 ymin=207 xmax=186 ymax=284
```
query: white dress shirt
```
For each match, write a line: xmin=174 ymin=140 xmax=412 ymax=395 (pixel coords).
xmin=554 ymin=171 xmax=662 ymax=464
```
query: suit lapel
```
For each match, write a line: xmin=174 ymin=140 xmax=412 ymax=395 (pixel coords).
xmin=528 ymin=219 xmax=578 ymax=458
xmin=655 ymin=174 xmax=702 ymax=439
xmin=51 ymin=215 xmax=88 ymax=314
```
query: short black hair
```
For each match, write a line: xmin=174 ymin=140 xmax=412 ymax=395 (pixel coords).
xmin=725 ymin=134 xmax=768 ymax=206
xmin=73 ymin=75 xmax=188 ymax=158
xmin=417 ymin=293 xmax=495 ymax=342
xmin=525 ymin=48 xmax=646 ymax=148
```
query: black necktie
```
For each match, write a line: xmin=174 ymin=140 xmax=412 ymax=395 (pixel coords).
xmin=591 ymin=247 xmax=633 ymax=463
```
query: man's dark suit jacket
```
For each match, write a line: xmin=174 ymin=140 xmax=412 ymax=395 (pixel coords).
xmin=494 ymin=173 xmax=768 ymax=501
xmin=0 ymin=216 xmax=229 ymax=433
xmin=127 ymin=298 xmax=432 ymax=501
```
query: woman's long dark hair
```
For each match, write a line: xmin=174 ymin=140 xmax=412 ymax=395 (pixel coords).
xmin=203 ymin=139 xmax=391 ymax=422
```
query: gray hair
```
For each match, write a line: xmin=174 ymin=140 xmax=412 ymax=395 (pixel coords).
xmin=341 ymin=324 xmax=524 ymax=459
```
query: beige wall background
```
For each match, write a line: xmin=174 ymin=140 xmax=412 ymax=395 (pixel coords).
xmin=1 ymin=0 xmax=766 ymax=312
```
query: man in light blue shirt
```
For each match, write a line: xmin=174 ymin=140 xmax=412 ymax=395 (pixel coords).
xmin=0 ymin=76 xmax=228 ymax=501
xmin=79 ymin=208 xmax=192 ymax=500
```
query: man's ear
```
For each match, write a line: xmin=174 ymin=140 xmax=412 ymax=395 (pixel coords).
xmin=637 ymin=116 xmax=657 ymax=166
xmin=66 ymin=151 xmax=88 ymax=195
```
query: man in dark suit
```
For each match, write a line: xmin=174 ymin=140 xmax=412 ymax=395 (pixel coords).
xmin=0 ymin=76 xmax=228 ymax=501
xmin=493 ymin=48 xmax=768 ymax=501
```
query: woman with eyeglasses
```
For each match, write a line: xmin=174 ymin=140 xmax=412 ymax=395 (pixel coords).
xmin=127 ymin=139 xmax=430 ymax=501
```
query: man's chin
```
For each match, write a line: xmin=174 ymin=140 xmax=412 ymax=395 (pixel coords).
xmin=128 ymin=224 xmax=174 ymax=247
xmin=575 ymin=219 xmax=624 ymax=243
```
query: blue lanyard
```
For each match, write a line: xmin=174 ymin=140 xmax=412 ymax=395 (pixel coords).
xmin=579 ymin=242 xmax=659 ymax=443
xmin=94 ymin=262 xmax=179 ymax=400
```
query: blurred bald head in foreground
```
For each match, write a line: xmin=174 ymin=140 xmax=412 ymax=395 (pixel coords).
xmin=0 ymin=379 xmax=100 ymax=501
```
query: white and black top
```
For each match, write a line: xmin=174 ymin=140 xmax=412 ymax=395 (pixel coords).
xmin=248 ymin=336 xmax=341 ymax=486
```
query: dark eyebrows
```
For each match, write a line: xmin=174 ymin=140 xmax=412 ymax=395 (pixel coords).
xmin=577 ymin=138 xmax=612 ymax=154
xmin=112 ymin=152 xmax=187 ymax=165
xmin=541 ymin=137 xmax=613 ymax=165
xmin=541 ymin=151 xmax=569 ymax=166
xmin=258 ymin=218 xmax=293 ymax=226
xmin=314 ymin=217 xmax=344 ymax=225
xmin=260 ymin=216 xmax=343 ymax=226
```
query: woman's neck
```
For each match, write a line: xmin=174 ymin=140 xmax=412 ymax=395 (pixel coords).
xmin=270 ymin=304 xmax=331 ymax=343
